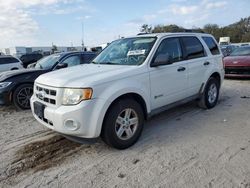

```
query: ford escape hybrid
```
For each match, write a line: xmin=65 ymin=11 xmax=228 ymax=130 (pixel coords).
xmin=31 ymin=33 xmax=224 ymax=149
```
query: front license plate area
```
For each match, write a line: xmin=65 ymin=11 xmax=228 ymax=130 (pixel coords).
xmin=34 ymin=101 xmax=45 ymax=119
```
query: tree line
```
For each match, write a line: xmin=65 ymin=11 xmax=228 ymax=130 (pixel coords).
xmin=140 ymin=16 xmax=250 ymax=43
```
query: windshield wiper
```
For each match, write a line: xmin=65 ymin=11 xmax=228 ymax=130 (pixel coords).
xmin=91 ymin=61 xmax=118 ymax=65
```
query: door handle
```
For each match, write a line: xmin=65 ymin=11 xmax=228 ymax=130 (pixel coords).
xmin=177 ymin=67 xmax=186 ymax=72
xmin=204 ymin=61 xmax=210 ymax=66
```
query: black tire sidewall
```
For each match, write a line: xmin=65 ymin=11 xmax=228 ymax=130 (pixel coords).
xmin=13 ymin=84 xmax=33 ymax=110
xmin=101 ymin=99 xmax=144 ymax=149
xmin=204 ymin=78 xmax=219 ymax=109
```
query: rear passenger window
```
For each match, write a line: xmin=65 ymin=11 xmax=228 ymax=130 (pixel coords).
xmin=202 ymin=36 xmax=220 ymax=55
xmin=182 ymin=37 xmax=205 ymax=59
xmin=9 ymin=57 xmax=19 ymax=63
xmin=154 ymin=38 xmax=183 ymax=63
xmin=0 ymin=57 xmax=18 ymax=64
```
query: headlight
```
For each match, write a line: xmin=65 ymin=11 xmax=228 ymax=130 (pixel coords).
xmin=0 ymin=82 xmax=12 ymax=89
xmin=62 ymin=88 xmax=93 ymax=105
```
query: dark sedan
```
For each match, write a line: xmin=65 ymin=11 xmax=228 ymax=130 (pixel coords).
xmin=0 ymin=51 xmax=96 ymax=110
xmin=223 ymin=46 xmax=250 ymax=78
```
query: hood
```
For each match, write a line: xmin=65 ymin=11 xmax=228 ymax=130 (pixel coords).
xmin=36 ymin=64 xmax=143 ymax=88
xmin=0 ymin=68 xmax=43 ymax=82
xmin=223 ymin=56 xmax=250 ymax=66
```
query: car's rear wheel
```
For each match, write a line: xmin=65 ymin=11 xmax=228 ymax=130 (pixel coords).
xmin=13 ymin=84 xmax=33 ymax=110
xmin=199 ymin=77 xmax=220 ymax=109
xmin=101 ymin=99 xmax=144 ymax=149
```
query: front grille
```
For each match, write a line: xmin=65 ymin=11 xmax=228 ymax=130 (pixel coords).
xmin=37 ymin=115 xmax=54 ymax=126
xmin=35 ymin=85 xmax=57 ymax=105
xmin=225 ymin=66 xmax=250 ymax=75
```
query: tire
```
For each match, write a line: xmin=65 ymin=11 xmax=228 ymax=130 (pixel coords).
xmin=101 ymin=99 xmax=144 ymax=149
xmin=13 ymin=84 xmax=33 ymax=110
xmin=198 ymin=77 xmax=220 ymax=109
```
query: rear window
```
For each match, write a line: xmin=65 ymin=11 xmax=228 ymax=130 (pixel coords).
xmin=202 ymin=36 xmax=220 ymax=55
xmin=0 ymin=57 xmax=19 ymax=64
xmin=182 ymin=37 xmax=205 ymax=59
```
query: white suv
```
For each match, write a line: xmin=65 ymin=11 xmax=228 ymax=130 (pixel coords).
xmin=31 ymin=33 xmax=224 ymax=149
xmin=0 ymin=56 xmax=23 ymax=73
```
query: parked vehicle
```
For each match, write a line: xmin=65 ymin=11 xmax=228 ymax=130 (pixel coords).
xmin=20 ymin=53 xmax=43 ymax=68
xmin=0 ymin=56 xmax=23 ymax=73
xmin=219 ymin=37 xmax=230 ymax=45
xmin=0 ymin=51 xmax=96 ymax=110
xmin=31 ymin=33 xmax=224 ymax=149
xmin=224 ymin=46 xmax=250 ymax=78
xmin=220 ymin=45 xmax=237 ymax=57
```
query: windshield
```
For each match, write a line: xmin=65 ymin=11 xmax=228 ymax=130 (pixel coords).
xmin=35 ymin=54 xmax=61 ymax=69
xmin=92 ymin=37 xmax=156 ymax=65
xmin=230 ymin=47 xmax=250 ymax=56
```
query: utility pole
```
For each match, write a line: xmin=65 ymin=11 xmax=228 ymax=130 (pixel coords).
xmin=81 ymin=21 xmax=84 ymax=51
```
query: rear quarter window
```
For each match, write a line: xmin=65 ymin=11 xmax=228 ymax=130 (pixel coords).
xmin=202 ymin=36 xmax=220 ymax=55
xmin=182 ymin=37 xmax=205 ymax=60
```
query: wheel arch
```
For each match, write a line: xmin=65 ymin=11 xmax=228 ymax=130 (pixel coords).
xmin=104 ymin=93 xmax=148 ymax=121
xmin=10 ymin=82 xmax=34 ymax=102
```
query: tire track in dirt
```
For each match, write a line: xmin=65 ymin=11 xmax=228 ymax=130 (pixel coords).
xmin=0 ymin=135 xmax=85 ymax=183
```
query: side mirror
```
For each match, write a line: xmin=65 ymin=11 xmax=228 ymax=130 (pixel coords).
xmin=151 ymin=54 xmax=172 ymax=67
xmin=56 ymin=63 xmax=68 ymax=69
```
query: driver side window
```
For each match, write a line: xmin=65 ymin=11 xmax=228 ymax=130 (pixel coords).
xmin=155 ymin=38 xmax=183 ymax=63
xmin=61 ymin=55 xmax=81 ymax=67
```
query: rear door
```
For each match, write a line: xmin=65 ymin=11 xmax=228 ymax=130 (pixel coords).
xmin=149 ymin=37 xmax=189 ymax=110
xmin=180 ymin=36 xmax=208 ymax=96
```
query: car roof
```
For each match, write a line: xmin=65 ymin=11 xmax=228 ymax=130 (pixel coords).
xmin=0 ymin=55 xmax=17 ymax=59
xmin=130 ymin=32 xmax=214 ymax=39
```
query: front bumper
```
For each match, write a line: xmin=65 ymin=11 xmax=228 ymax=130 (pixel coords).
xmin=30 ymin=95 xmax=106 ymax=138
xmin=0 ymin=88 xmax=12 ymax=105
xmin=225 ymin=66 xmax=250 ymax=78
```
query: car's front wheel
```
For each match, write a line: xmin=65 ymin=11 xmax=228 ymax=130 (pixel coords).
xmin=101 ymin=99 xmax=144 ymax=149
xmin=13 ymin=84 xmax=33 ymax=110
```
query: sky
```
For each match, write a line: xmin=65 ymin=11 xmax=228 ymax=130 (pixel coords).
xmin=0 ymin=0 xmax=249 ymax=48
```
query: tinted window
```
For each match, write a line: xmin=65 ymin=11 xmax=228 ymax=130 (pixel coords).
xmin=61 ymin=55 xmax=81 ymax=67
xmin=202 ymin=37 xmax=220 ymax=55
xmin=0 ymin=57 xmax=18 ymax=64
xmin=82 ymin=54 xmax=96 ymax=63
xmin=154 ymin=38 xmax=183 ymax=63
xmin=182 ymin=37 xmax=205 ymax=59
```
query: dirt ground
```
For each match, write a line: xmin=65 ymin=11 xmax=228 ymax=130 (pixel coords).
xmin=0 ymin=79 xmax=250 ymax=188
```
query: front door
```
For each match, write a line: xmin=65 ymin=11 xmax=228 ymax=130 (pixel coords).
xmin=149 ymin=37 xmax=189 ymax=110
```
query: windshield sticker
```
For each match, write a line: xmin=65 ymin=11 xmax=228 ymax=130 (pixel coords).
xmin=127 ymin=50 xmax=146 ymax=56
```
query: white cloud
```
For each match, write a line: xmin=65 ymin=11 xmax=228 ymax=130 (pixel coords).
xmin=206 ymin=1 xmax=227 ymax=9
xmin=170 ymin=5 xmax=198 ymax=15
xmin=0 ymin=0 xmax=89 ymax=48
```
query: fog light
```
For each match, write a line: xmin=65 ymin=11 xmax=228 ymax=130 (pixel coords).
xmin=64 ymin=119 xmax=79 ymax=131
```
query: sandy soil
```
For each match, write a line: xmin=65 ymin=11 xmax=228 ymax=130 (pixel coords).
xmin=0 ymin=79 xmax=250 ymax=188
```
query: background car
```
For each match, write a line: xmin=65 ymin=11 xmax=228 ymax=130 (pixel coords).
xmin=0 ymin=51 xmax=96 ymax=110
xmin=20 ymin=53 xmax=43 ymax=68
xmin=0 ymin=55 xmax=23 ymax=73
xmin=220 ymin=45 xmax=237 ymax=57
xmin=223 ymin=46 xmax=250 ymax=78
